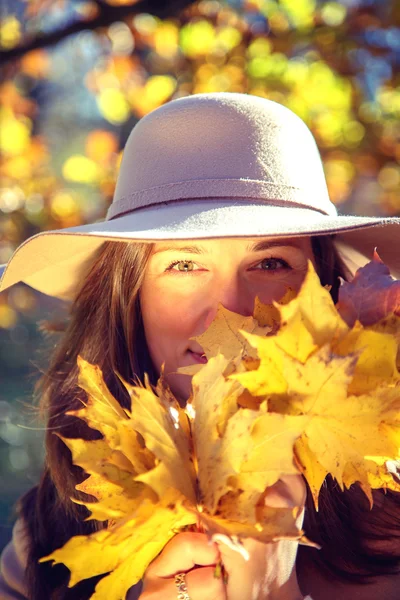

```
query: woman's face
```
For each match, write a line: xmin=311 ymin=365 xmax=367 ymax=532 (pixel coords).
xmin=140 ymin=237 xmax=315 ymax=402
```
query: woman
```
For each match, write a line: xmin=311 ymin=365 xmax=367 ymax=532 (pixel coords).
xmin=0 ymin=93 xmax=399 ymax=600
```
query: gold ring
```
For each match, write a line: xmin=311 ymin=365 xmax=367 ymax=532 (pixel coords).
xmin=174 ymin=572 xmax=191 ymax=600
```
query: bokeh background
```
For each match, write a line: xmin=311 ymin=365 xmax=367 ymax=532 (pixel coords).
xmin=0 ymin=0 xmax=399 ymax=552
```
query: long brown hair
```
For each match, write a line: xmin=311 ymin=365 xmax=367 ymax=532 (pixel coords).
xmin=18 ymin=236 xmax=400 ymax=599
xmin=19 ymin=240 xmax=155 ymax=599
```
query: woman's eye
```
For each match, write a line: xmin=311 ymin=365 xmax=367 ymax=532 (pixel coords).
xmin=255 ymin=257 xmax=291 ymax=271
xmin=167 ymin=260 xmax=197 ymax=272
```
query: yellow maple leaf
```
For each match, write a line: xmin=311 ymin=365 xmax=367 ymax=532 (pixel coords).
xmin=190 ymin=355 xmax=306 ymax=512
xmin=121 ymin=382 xmax=197 ymax=503
xmin=236 ymin=411 xmax=310 ymax=491
xmin=41 ymin=489 xmax=196 ymax=600
xmin=177 ymin=290 xmax=294 ymax=376
xmin=332 ymin=323 xmax=400 ymax=394
xmin=232 ymin=264 xmax=400 ymax=507
xmin=178 ymin=305 xmax=268 ymax=377
xmin=274 ymin=264 xmax=347 ymax=362
xmin=192 ymin=304 xmax=261 ymax=360
xmin=253 ymin=287 xmax=297 ymax=328
xmin=41 ymin=356 xmax=305 ymax=599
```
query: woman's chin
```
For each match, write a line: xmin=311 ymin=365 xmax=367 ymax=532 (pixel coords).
xmin=164 ymin=373 xmax=192 ymax=406
xmin=163 ymin=351 xmax=208 ymax=405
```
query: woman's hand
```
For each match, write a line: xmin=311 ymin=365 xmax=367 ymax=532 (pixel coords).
xmin=140 ymin=531 xmax=226 ymax=599
xmin=139 ymin=475 xmax=306 ymax=600
xmin=220 ymin=474 xmax=306 ymax=600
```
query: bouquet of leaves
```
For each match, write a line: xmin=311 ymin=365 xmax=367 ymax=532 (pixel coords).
xmin=40 ymin=253 xmax=400 ymax=600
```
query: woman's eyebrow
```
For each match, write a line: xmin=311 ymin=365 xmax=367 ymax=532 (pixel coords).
xmin=247 ymin=240 xmax=302 ymax=252
xmin=153 ymin=244 xmax=205 ymax=255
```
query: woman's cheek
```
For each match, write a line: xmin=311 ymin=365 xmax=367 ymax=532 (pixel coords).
xmin=159 ymin=297 xmax=202 ymax=338
xmin=258 ymin=270 xmax=308 ymax=304
xmin=253 ymin=280 xmax=292 ymax=306
xmin=144 ymin=297 xmax=201 ymax=364
xmin=164 ymin=285 xmax=212 ymax=332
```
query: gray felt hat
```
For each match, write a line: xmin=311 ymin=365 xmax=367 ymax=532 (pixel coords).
xmin=1 ymin=92 xmax=399 ymax=299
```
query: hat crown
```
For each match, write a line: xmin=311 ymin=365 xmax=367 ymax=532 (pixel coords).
xmin=109 ymin=92 xmax=336 ymax=220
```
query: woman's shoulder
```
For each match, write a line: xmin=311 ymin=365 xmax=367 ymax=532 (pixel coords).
xmin=0 ymin=519 xmax=29 ymax=599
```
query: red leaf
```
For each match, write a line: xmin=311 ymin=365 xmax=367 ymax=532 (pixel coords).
xmin=336 ymin=250 xmax=400 ymax=327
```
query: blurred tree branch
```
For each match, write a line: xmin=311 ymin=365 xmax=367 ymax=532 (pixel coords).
xmin=0 ymin=0 xmax=197 ymax=64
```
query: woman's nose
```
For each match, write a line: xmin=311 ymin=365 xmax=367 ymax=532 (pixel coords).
xmin=203 ymin=276 xmax=254 ymax=328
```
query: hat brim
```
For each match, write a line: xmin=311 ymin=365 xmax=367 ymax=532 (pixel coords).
xmin=1 ymin=200 xmax=399 ymax=299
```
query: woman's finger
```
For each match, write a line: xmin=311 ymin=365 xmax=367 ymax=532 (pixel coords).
xmin=141 ymin=565 xmax=227 ymax=600
xmin=186 ymin=566 xmax=227 ymax=600
xmin=146 ymin=532 xmax=221 ymax=578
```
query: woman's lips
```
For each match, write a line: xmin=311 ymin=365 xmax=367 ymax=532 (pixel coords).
xmin=188 ymin=350 xmax=208 ymax=364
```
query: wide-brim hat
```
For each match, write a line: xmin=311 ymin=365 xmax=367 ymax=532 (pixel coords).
xmin=1 ymin=92 xmax=399 ymax=300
